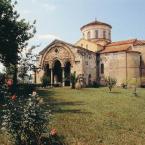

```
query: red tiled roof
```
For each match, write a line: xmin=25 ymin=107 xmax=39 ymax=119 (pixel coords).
xmin=81 ymin=20 xmax=112 ymax=30
xmin=99 ymin=39 xmax=145 ymax=54
xmin=107 ymin=39 xmax=137 ymax=46
xmin=100 ymin=44 xmax=131 ymax=54
xmin=107 ymin=39 xmax=145 ymax=47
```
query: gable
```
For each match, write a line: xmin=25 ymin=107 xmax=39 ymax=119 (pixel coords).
xmin=39 ymin=39 xmax=75 ymax=68
xmin=75 ymin=39 xmax=103 ymax=52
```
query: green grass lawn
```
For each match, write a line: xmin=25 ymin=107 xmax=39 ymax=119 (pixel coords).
xmin=38 ymin=87 xmax=145 ymax=145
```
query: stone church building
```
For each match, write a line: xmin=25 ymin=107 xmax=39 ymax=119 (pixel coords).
xmin=36 ymin=20 xmax=145 ymax=87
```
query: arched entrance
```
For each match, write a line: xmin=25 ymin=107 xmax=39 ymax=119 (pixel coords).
xmin=53 ymin=60 xmax=62 ymax=86
xmin=64 ymin=62 xmax=71 ymax=86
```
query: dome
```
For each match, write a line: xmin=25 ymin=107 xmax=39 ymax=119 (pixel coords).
xmin=81 ymin=20 xmax=112 ymax=31
xmin=80 ymin=20 xmax=112 ymax=46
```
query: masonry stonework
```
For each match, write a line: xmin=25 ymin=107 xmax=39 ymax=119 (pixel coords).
xmin=36 ymin=20 xmax=145 ymax=87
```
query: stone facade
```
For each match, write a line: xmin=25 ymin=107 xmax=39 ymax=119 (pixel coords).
xmin=36 ymin=20 xmax=145 ymax=87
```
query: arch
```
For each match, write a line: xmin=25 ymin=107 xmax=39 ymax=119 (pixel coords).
xmin=40 ymin=43 xmax=75 ymax=68
xmin=52 ymin=58 xmax=63 ymax=68
xmin=53 ymin=60 xmax=62 ymax=85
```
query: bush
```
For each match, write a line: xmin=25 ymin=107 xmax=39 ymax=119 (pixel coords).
xmin=41 ymin=75 xmax=50 ymax=87
xmin=70 ymin=72 xmax=77 ymax=89
xmin=1 ymin=79 xmax=51 ymax=145
xmin=105 ymin=77 xmax=117 ymax=92
xmin=2 ymin=94 xmax=52 ymax=145
xmin=121 ymin=83 xmax=127 ymax=89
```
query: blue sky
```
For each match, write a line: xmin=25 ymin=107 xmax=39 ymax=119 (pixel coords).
xmin=14 ymin=0 xmax=145 ymax=51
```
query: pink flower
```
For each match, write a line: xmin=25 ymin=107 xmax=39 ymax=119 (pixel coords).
xmin=7 ymin=79 xmax=13 ymax=87
xmin=11 ymin=95 xmax=17 ymax=101
xmin=50 ymin=128 xmax=57 ymax=136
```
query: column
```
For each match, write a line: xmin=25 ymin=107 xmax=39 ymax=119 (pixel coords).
xmin=62 ymin=67 xmax=65 ymax=87
xmin=51 ymin=68 xmax=53 ymax=87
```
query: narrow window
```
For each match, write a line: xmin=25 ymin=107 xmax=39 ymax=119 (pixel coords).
xmin=81 ymin=44 xmax=83 ymax=47
xmin=83 ymin=33 xmax=85 ymax=38
xmin=103 ymin=30 xmax=106 ymax=39
xmin=101 ymin=63 xmax=104 ymax=74
xmin=109 ymin=31 xmax=111 ymax=39
xmin=87 ymin=31 xmax=91 ymax=39
xmin=95 ymin=30 xmax=98 ymax=38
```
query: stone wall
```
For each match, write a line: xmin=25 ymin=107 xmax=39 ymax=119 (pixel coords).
xmin=100 ymin=51 xmax=141 ymax=86
xmin=77 ymin=49 xmax=97 ymax=85
xmin=75 ymin=39 xmax=104 ymax=52
xmin=132 ymin=45 xmax=145 ymax=86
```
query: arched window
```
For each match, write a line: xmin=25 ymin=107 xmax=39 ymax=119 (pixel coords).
xmin=83 ymin=33 xmax=85 ymax=38
xmin=87 ymin=31 xmax=91 ymax=39
xmin=95 ymin=30 xmax=98 ymax=38
xmin=109 ymin=31 xmax=111 ymax=40
xmin=101 ymin=63 xmax=104 ymax=74
xmin=103 ymin=30 xmax=106 ymax=39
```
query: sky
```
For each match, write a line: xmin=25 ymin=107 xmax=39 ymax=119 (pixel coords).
xmin=1 ymin=0 xmax=145 ymax=72
xmin=13 ymin=0 xmax=145 ymax=53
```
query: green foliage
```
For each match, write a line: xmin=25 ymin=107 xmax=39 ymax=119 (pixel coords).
xmin=0 ymin=0 xmax=36 ymax=86
xmin=0 ymin=73 xmax=6 ymax=104
xmin=41 ymin=74 xmax=50 ymax=87
xmin=70 ymin=72 xmax=77 ymax=89
xmin=1 ymin=81 xmax=51 ymax=145
xmin=0 ymin=76 xmax=51 ymax=145
xmin=0 ymin=0 xmax=35 ymax=66
xmin=18 ymin=48 xmax=39 ymax=84
xmin=105 ymin=76 xmax=117 ymax=92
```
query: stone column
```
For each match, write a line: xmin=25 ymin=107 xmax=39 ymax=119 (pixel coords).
xmin=51 ymin=68 xmax=53 ymax=87
xmin=62 ymin=67 xmax=65 ymax=87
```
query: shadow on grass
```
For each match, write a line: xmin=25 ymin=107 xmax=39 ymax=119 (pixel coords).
xmin=38 ymin=89 xmax=91 ymax=114
xmin=109 ymin=91 xmax=122 ymax=94
xmin=38 ymin=89 xmax=91 ymax=145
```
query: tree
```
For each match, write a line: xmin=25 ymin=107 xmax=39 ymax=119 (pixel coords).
xmin=105 ymin=76 xmax=117 ymax=92
xmin=18 ymin=46 xmax=39 ymax=84
xmin=41 ymin=74 xmax=50 ymax=87
xmin=0 ymin=0 xmax=36 ymax=86
xmin=70 ymin=72 xmax=77 ymax=89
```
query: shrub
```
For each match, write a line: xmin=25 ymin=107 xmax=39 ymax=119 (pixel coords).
xmin=2 ymin=93 xmax=52 ymax=145
xmin=105 ymin=77 xmax=117 ymax=92
xmin=41 ymin=75 xmax=50 ymax=87
xmin=1 ymin=79 xmax=51 ymax=145
xmin=121 ymin=83 xmax=127 ymax=89
xmin=70 ymin=72 xmax=77 ymax=89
